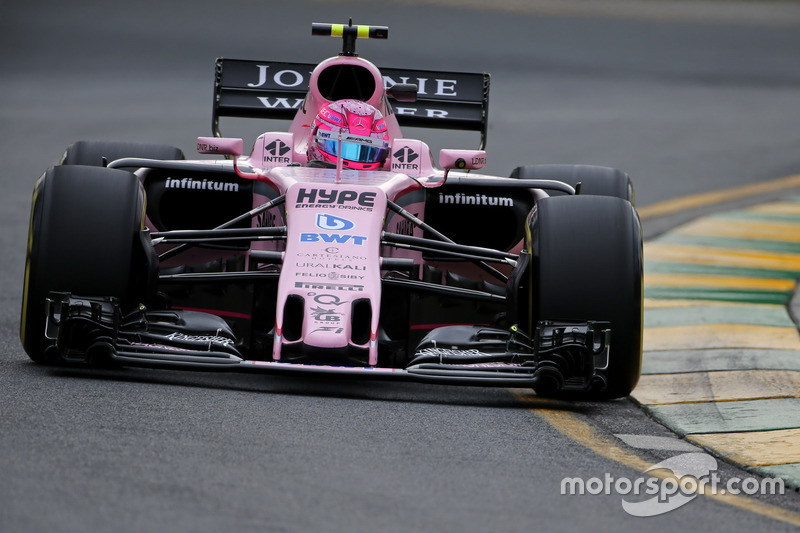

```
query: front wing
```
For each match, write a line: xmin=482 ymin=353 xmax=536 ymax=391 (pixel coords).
xmin=45 ymin=293 xmax=611 ymax=393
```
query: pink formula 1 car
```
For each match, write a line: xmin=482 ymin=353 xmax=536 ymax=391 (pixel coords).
xmin=20 ymin=22 xmax=643 ymax=399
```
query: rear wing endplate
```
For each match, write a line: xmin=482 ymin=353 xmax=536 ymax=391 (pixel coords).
xmin=212 ymin=58 xmax=491 ymax=149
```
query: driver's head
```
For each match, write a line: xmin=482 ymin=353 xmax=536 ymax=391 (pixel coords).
xmin=307 ymin=99 xmax=390 ymax=170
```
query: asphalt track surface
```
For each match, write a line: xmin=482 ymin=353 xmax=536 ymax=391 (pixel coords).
xmin=2 ymin=1 xmax=800 ymax=531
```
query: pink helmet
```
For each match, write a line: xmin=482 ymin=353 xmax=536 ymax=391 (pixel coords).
xmin=307 ymin=99 xmax=390 ymax=170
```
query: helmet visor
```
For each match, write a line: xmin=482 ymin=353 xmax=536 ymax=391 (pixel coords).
xmin=315 ymin=131 xmax=389 ymax=164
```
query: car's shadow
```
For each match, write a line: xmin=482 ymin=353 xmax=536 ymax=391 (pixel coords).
xmin=12 ymin=357 xmax=605 ymax=413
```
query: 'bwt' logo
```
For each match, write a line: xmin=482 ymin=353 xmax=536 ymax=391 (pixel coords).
xmin=316 ymin=214 xmax=355 ymax=231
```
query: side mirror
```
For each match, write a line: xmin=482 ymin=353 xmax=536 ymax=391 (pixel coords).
xmin=197 ymin=136 xmax=260 ymax=180
xmin=439 ymin=149 xmax=486 ymax=171
xmin=197 ymin=137 xmax=243 ymax=157
xmin=419 ymin=149 xmax=488 ymax=188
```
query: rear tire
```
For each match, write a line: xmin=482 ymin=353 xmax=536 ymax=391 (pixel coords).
xmin=60 ymin=140 xmax=184 ymax=166
xmin=510 ymin=164 xmax=634 ymax=203
xmin=20 ymin=165 xmax=152 ymax=363
xmin=529 ymin=195 xmax=643 ymax=399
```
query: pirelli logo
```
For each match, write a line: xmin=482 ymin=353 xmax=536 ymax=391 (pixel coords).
xmin=294 ymin=281 xmax=364 ymax=291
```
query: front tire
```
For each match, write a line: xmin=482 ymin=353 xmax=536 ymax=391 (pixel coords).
xmin=511 ymin=164 xmax=634 ymax=203
xmin=20 ymin=165 xmax=151 ymax=363
xmin=528 ymin=195 xmax=643 ymax=399
xmin=60 ymin=140 xmax=184 ymax=166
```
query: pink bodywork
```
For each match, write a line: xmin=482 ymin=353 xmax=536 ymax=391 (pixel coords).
xmin=196 ymin=54 xmax=490 ymax=365
xmin=287 ymin=55 xmax=404 ymax=164
xmin=241 ymin=165 xmax=418 ymax=366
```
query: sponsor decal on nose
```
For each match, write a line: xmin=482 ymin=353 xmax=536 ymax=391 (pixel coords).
xmin=316 ymin=213 xmax=355 ymax=231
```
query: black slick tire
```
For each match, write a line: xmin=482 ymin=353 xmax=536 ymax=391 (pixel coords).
xmin=528 ymin=195 xmax=643 ymax=399
xmin=60 ymin=140 xmax=184 ymax=166
xmin=511 ymin=164 xmax=634 ymax=203
xmin=20 ymin=165 xmax=150 ymax=363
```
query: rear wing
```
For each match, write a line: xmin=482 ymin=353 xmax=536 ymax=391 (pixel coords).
xmin=212 ymin=58 xmax=491 ymax=149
